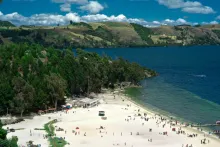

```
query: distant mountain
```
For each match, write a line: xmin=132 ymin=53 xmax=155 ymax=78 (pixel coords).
xmin=0 ymin=22 xmax=220 ymax=47
xmin=0 ymin=20 xmax=15 ymax=27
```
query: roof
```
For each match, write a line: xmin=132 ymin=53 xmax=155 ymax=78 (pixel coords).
xmin=79 ymin=98 xmax=99 ymax=104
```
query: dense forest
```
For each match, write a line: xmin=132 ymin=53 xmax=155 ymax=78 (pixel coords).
xmin=0 ymin=43 xmax=156 ymax=117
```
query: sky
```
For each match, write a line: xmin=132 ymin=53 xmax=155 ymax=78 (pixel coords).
xmin=0 ymin=0 xmax=220 ymax=26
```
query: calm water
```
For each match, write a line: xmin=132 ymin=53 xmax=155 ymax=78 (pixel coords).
xmin=84 ymin=46 xmax=220 ymax=130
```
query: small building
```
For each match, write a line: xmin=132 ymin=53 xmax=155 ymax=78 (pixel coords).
xmin=75 ymin=98 xmax=100 ymax=108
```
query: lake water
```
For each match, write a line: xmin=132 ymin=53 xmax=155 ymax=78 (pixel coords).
xmin=84 ymin=46 xmax=220 ymax=130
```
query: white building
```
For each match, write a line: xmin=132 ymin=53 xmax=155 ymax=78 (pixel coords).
xmin=75 ymin=98 xmax=100 ymax=108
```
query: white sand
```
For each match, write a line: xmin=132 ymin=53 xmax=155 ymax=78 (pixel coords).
xmin=4 ymin=91 xmax=220 ymax=147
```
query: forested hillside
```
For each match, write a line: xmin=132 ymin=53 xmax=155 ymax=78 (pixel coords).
xmin=0 ymin=43 xmax=156 ymax=116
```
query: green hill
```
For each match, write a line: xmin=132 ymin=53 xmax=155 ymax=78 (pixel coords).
xmin=0 ymin=20 xmax=15 ymax=27
xmin=0 ymin=22 xmax=220 ymax=47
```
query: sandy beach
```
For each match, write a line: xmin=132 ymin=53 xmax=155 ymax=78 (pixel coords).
xmin=3 ymin=90 xmax=220 ymax=147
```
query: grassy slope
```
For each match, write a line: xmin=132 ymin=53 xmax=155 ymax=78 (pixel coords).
xmin=0 ymin=21 xmax=220 ymax=47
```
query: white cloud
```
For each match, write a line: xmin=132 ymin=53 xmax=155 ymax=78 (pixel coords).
xmin=52 ymin=0 xmax=89 ymax=12
xmin=157 ymin=0 xmax=215 ymax=14
xmin=1 ymin=11 xmax=217 ymax=27
xmin=81 ymin=14 xmax=127 ymax=22
xmin=182 ymin=6 xmax=215 ymax=14
xmin=164 ymin=19 xmax=175 ymax=23
xmin=216 ymin=16 xmax=220 ymax=20
xmin=210 ymin=21 xmax=218 ymax=24
xmin=66 ymin=13 xmax=81 ymax=22
xmin=60 ymin=3 xmax=71 ymax=12
xmin=0 ymin=12 xmax=80 ymax=26
xmin=153 ymin=21 xmax=160 ymax=24
xmin=202 ymin=21 xmax=219 ymax=25
xmin=79 ymin=1 xmax=104 ymax=14
xmin=176 ymin=18 xmax=187 ymax=24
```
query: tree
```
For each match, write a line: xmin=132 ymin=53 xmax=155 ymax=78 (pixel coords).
xmin=70 ymin=20 xmax=73 ymax=25
xmin=0 ymin=73 xmax=14 ymax=115
xmin=0 ymin=43 xmax=155 ymax=115
xmin=0 ymin=120 xmax=18 ymax=147
xmin=0 ymin=121 xmax=7 ymax=140
xmin=12 ymin=77 xmax=35 ymax=117
xmin=45 ymin=73 xmax=67 ymax=110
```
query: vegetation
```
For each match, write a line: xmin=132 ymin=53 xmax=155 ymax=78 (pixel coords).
xmin=0 ymin=120 xmax=18 ymax=147
xmin=86 ymin=26 xmax=114 ymax=42
xmin=44 ymin=120 xmax=67 ymax=147
xmin=212 ymin=30 xmax=220 ymax=38
xmin=0 ymin=21 xmax=220 ymax=47
xmin=0 ymin=20 xmax=15 ymax=27
xmin=70 ymin=22 xmax=93 ymax=29
xmin=44 ymin=120 xmax=56 ymax=136
xmin=130 ymin=23 xmax=154 ymax=45
xmin=0 ymin=43 xmax=155 ymax=116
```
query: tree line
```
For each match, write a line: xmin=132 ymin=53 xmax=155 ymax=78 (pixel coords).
xmin=0 ymin=43 xmax=156 ymax=117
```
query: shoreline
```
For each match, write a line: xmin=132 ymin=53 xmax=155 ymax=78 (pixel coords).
xmin=120 ymin=88 xmax=220 ymax=143
xmin=2 ymin=89 xmax=220 ymax=147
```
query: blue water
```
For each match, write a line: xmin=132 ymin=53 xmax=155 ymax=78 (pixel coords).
xmin=84 ymin=46 xmax=220 ymax=130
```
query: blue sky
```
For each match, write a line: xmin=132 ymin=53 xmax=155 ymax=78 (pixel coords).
xmin=0 ymin=0 xmax=219 ymax=26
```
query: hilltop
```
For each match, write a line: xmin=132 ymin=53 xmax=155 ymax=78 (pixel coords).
xmin=0 ymin=21 xmax=220 ymax=48
xmin=0 ymin=20 xmax=15 ymax=27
